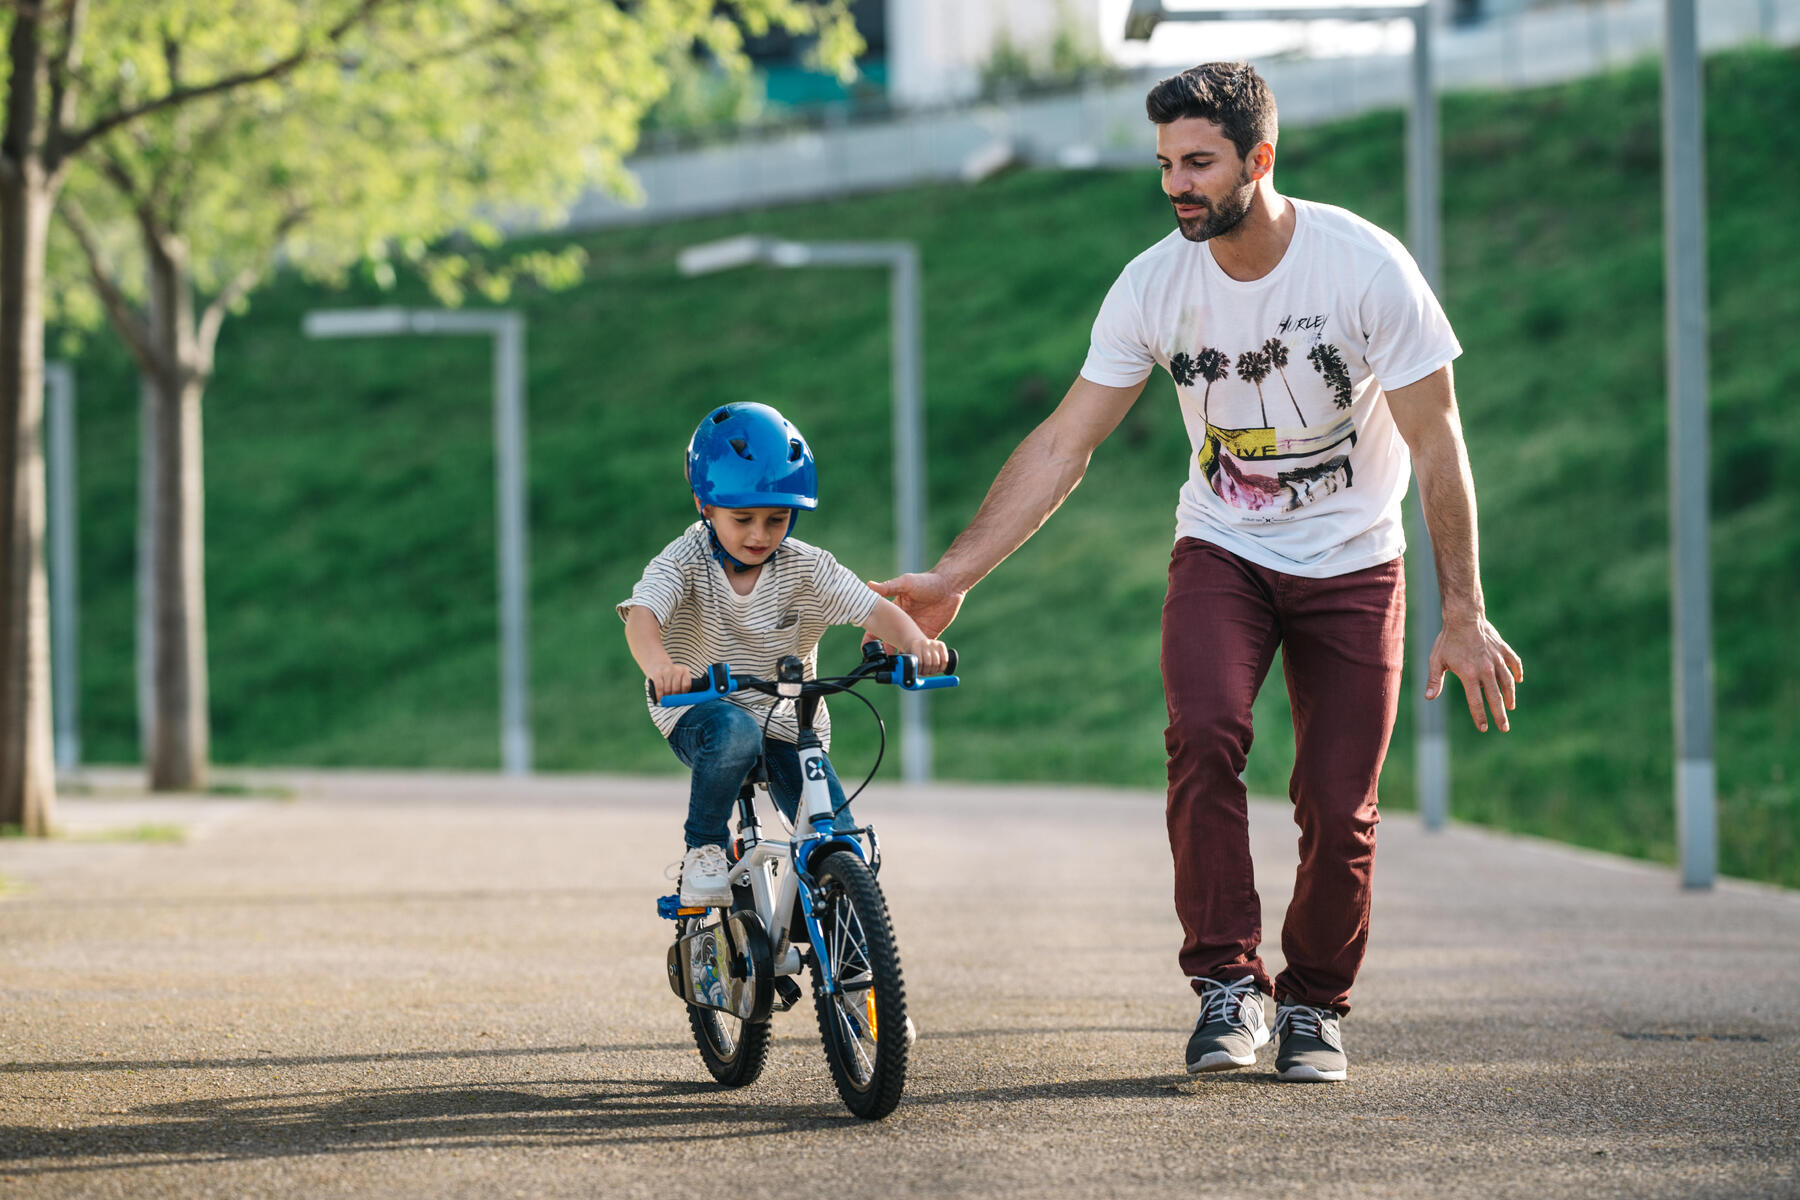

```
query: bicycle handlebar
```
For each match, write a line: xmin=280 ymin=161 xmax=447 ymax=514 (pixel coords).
xmin=653 ymin=647 xmax=959 ymax=707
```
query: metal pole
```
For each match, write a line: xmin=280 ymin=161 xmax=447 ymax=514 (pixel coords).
xmin=890 ymin=245 xmax=931 ymax=784
xmin=1662 ymin=0 xmax=1716 ymax=889
xmin=46 ymin=363 xmax=79 ymax=771
xmin=493 ymin=315 xmax=533 ymax=776
xmin=137 ymin=375 xmax=155 ymax=762
xmin=303 ymin=307 xmax=534 ymax=776
xmin=1408 ymin=3 xmax=1450 ymax=832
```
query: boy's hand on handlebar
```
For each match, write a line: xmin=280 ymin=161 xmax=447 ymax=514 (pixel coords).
xmin=904 ymin=636 xmax=950 ymax=676
xmin=647 ymin=664 xmax=696 ymax=702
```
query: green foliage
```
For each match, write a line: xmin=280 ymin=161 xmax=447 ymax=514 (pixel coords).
xmin=44 ymin=0 xmax=862 ymax=328
xmin=53 ymin=46 xmax=1800 ymax=888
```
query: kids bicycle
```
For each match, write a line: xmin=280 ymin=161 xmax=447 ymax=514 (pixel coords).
xmin=653 ymin=642 xmax=958 ymax=1120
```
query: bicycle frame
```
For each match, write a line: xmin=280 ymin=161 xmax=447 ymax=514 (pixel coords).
xmin=661 ymin=649 xmax=956 ymax=1000
xmin=730 ymin=727 xmax=872 ymax=994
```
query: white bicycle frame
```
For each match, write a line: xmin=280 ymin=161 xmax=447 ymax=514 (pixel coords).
xmin=728 ymin=739 xmax=845 ymax=982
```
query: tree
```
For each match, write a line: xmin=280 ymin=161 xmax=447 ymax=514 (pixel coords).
xmin=1195 ymin=346 xmax=1229 ymax=424
xmin=1169 ymin=347 xmax=1231 ymax=426
xmin=1235 ymin=347 xmax=1271 ymax=428
xmin=3 ymin=1 xmax=857 ymax=825
xmin=1262 ymin=336 xmax=1307 ymax=425
xmin=1306 ymin=342 xmax=1353 ymax=410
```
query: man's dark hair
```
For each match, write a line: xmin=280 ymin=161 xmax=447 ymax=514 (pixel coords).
xmin=1145 ymin=62 xmax=1278 ymax=161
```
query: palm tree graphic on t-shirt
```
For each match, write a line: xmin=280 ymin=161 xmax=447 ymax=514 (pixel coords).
xmin=1169 ymin=351 xmax=1197 ymax=387
xmin=1189 ymin=331 xmax=1362 ymax=517
xmin=1235 ymin=348 xmax=1272 ymax=427
xmin=1171 ymin=347 xmax=1232 ymax=423
xmin=1263 ymin=337 xmax=1308 ymax=425
xmin=1306 ymin=342 xmax=1354 ymax=410
xmin=1196 ymin=347 xmax=1229 ymax=422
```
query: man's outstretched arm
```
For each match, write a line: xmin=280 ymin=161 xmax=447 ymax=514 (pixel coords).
xmin=870 ymin=375 xmax=1147 ymax=637
xmin=1386 ymin=364 xmax=1524 ymax=732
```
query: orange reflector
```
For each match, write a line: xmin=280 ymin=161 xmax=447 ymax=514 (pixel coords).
xmin=864 ymin=992 xmax=879 ymax=1041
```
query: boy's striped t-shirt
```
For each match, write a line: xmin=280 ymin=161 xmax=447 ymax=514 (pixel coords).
xmin=618 ymin=522 xmax=880 ymax=746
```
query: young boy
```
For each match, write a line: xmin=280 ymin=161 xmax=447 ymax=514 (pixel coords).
xmin=620 ymin=402 xmax=949 ymax=907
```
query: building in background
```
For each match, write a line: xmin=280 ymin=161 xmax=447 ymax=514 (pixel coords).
xmin=738 ymin=0 xmax=1107 ymax=113
xmin=884 ymin=0 xmax=1105 ymax=107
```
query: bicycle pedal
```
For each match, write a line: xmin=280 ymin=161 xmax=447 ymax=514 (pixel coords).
xmin=772 ymin=977 xmax=804 ymax=1011
xmin=655 ymin=894 xmax=709 ymax=920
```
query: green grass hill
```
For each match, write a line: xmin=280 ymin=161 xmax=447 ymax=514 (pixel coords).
xmin=56 ymin=46 xmax=1799 ymax=886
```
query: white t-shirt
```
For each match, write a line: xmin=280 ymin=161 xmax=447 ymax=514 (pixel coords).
xmin=618 ymin=522 xmax=880 ymax=746
xmin=1080 ymin=197 xmax=1461 ymax=578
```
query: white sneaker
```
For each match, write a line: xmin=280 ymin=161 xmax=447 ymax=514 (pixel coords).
xmin=678 ymin=844 xmax=734 ymax=907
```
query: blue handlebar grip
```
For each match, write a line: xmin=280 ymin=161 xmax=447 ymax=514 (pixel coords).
xmin=660 ymin=689 xmax=723 ymax=707
xmin=658 ymin=662 xmax=735 ymax=706
xmin=902 ymin=673 xmax=959 ymax=691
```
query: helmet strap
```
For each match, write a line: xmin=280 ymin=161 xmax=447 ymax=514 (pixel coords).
xmin=703 ymin=518 xmax=790 ymax=575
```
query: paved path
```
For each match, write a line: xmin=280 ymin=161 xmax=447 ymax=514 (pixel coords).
xmin=2 ymin=770 xmax=1796 ymax=1199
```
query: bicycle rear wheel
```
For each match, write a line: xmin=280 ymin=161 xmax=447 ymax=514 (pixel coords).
xmin=681 ymin=915 xmax=772 ymax=1087
xmin=810 ymin=850 xmax=908 ymax=1119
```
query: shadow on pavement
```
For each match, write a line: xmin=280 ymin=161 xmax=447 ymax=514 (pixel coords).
xmin=0 ymin=1073 xmax=1205 ymax=1175
xmin=0 ymin=1043 xmax=690 ymax=1075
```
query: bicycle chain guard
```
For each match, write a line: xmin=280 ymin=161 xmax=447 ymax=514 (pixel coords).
xmin=668 ymin=909 xmax=773 ymax=1023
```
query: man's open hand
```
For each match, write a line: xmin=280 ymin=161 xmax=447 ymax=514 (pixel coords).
xmin=867 ymin=573 xmax=964 ymax=640
xmin=1427 ymin=618 xmax=1523 ymax=732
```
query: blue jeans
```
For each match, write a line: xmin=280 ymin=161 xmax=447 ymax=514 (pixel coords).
xmin=668 ymin=702 xmax=852 ymax=849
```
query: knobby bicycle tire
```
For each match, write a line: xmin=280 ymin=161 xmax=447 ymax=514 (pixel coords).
xmin=810 ymin=850 xmax=909 ymax=1119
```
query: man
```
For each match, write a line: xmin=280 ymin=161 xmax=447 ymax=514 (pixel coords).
xmin=872 ymin=62 xmax=1523 ymax=1082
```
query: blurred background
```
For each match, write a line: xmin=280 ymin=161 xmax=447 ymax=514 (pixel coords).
xmin=29 ymin=0 xmax=1798 ymax=886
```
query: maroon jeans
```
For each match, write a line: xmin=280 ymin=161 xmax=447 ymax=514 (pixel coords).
xmin=1161 ymin=537 xmax=1406 ymax=1014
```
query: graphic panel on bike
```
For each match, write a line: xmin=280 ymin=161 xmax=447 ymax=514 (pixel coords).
xmin=670 ymin=910 xmax=773 ymax=1023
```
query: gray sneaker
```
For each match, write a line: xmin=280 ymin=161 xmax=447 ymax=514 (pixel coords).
xmin=1185 ymin=976 xmax=1270 ymax=1073
xmin=1274 ymin=1002 xmax=1347 ymax=1082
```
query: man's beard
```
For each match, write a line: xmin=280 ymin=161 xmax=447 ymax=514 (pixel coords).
xmin=1171 ymin=168 xmax=1254 ymax=242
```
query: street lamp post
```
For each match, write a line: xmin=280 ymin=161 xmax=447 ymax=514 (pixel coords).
xmin=1661 ymin=0 xmax=1716 ymax=889
xmin=677 ymin=236 xmax=934 ymax=783
xmin=302 ymin=307 xmax=534 ymax=776
xmin=46 ymin=362 xmax=79 ymax=771
xmin=1123 ymin=0 xmax=1451 ymax=830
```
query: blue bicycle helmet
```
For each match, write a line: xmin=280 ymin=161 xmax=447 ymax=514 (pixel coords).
xmin=687 ymin=403 xmax=818 ymax=570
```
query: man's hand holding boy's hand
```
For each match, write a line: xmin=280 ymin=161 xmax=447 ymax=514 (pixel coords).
xmin=647 ymin=664 xmax=696 ymax=703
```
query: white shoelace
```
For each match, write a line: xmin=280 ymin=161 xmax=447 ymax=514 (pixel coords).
xmin=668 ymin=844 xmax=732 ymax=883
xmin=1275 ymin=1004 xmax=1330 ymax=1040
xmin=1193 ymin=975 xmax=1262 ymax=1026
xmin=687 ymin=844 xmax=730 ymax=877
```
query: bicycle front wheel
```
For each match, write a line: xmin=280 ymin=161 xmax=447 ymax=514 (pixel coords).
xmin=810 ymin=850 xmax=909 ymax=1119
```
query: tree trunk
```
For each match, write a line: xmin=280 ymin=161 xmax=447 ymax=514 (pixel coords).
xmin=145 ymin=236 xmax=209 ymax=791
xmin=0 ymin=164 xmax=58 ymax=833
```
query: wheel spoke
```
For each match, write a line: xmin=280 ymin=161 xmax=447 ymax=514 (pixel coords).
xmin=835 ymin=995 xmax=874 ymax=1081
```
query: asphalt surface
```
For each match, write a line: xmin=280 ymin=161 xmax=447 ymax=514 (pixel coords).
xmin=2 ymin=768 xmax=1796 ymax=1199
